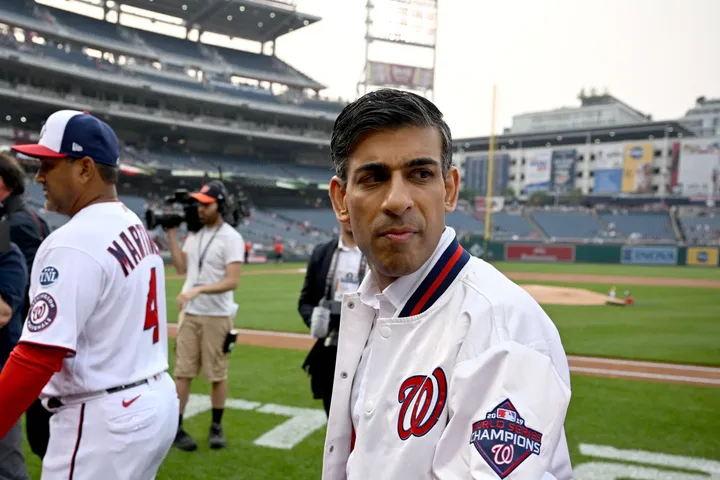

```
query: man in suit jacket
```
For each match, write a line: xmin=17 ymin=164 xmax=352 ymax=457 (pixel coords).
xmin=299 ymin=223 xmax=366 ymax=415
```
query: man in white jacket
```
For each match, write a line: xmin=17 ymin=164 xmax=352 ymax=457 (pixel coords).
xmin=324 ymin=88 xmax=573 ymax=480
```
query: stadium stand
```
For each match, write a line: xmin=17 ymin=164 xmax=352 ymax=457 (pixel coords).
xmin=2 ymin=2 xmax=717 ymax=263
xmin=0 ymin=1 xmax=347 ymax=114
xmin=487 ymin=212 xmax=542 ymax=240
xmin=531 ymin=210 xmax=607 ymax=241
xmin=678 ymin=212 xmax=720 ymax=245
xmin=597 ymin=210 xmax=676 ymax=242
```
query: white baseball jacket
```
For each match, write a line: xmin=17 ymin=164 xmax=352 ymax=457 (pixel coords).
xmin=322 ymin=228 xmax=572 ymax=480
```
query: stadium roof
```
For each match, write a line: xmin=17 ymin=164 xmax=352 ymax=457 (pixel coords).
xmin=453 ymin=121 xmax=697 ymax=152
xmin=116 ymin=0 xmax=321 ymax=42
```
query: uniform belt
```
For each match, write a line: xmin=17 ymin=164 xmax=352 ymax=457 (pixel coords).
xmin=46 ymin=377 xmax=154 ymax=409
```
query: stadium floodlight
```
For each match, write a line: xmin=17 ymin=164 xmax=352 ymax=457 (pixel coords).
xmin=357 ymin=0 xmax=438 ymax=101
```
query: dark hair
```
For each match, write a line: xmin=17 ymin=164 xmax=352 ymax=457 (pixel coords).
xmin=97 ymin=164 xmax=118 ymax=185
xmin=331 ymin=88 xmax=453 ymax=183
xmin=66 ymin=157 xmax=118 ymax=185
xmin=0 ymin=152 xmax=26 ymax=195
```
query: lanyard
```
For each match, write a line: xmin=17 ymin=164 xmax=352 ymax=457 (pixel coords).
xmin=324 ymin=245 xmax=366 ymax=301
xmin=197 ymin=226 xmax=221 ymax=275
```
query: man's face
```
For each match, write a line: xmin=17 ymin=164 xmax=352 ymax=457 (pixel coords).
xmin=330 ymin=126 xmax=460 ymax=286
xmin=198 ymin=201 xmax=220 ymax=225
xmin=35 ymin=158 xmax=84 ymax=215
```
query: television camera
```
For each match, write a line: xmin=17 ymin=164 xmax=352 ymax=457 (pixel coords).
xmin=145 ymin=182 xmax=250 ymax=233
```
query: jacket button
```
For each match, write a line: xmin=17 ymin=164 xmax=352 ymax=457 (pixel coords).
xmin=329 ymin=445 xmax=334 ymax=453
xmin=364 ymin=400 xmax=374 ymax=412
xmin=348 ymin=301 xmax=355 ymax=309
xmin=380 ymin=326 xmax=391 ymax=338
xmin=340 ymin=372 xmax=348 ymax=379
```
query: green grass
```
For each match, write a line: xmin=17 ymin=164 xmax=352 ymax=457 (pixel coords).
xmin=22 ymin=345 xmax=720 ymax=479
xmin=566 ymin=375 xmax=720 ymax=464
xmin=526 ymin=283 xmax=720 ymax=366
xmin=491 ymin=261 xmax=720 ymax=279
xmin=165 ymin=269 xmax=720 ymax=364
xmin=165 ymin=273 xmax=308 ymax=334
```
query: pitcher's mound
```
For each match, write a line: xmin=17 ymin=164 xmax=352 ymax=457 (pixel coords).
xmin=521 ymin=284 xmax=624 ymax=306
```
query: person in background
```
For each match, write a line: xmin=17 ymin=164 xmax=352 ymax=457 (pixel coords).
xmin=166 ymin=180 xmax=244 ymax=452
xmin=274 ymin=239 xmax=284 ymax=263
xmin=0 ymin=239 xmax=29 ymax=480
xmin=0 ymin=152 xmax=51 ymax=461
xmin=298 ymin=222 xmax=366 ymax=416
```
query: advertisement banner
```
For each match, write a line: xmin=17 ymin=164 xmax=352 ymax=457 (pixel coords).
xmin=474 ymin=196 xmax=505 ymax=213
xmin=463 ymin=153 xmax=509 ymax=196
xmin=593 ymin=144 xmax=624 ymax=193
xmin=621 ymin=246 xmax=678 ymax=265
xmin=621 ymin=143 xmax=654 ymax=193
xmin=550 ymin=149 xmax=576 ymax=193
xmin=686 ymin=247 xmax=719 ymax=267
xmin=505 ymin=244 xmax=575 ymax=262
xmin=677 ymin=139 xmax=720 ymax=196
xmin=367 ymin=61 xmax=434 ymax=89
xmin=522 ymin=149 xmax=551 ymax=194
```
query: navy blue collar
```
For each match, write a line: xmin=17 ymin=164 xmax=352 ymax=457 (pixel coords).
xmin=398 ymin=236 xmax=471 ymax=318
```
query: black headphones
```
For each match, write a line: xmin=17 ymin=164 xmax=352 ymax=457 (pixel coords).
xmin=207 ymin=180 xmax=229 ymax=214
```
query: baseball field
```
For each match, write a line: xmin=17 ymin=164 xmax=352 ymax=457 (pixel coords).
xmin=22 ymin=260 xmax=720 ymax=479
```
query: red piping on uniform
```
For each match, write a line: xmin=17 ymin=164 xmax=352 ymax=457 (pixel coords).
xmin=68 ymin=404 xmax=86 ymax=480
xmin=409 ymin=245 xmax=463 ymax=316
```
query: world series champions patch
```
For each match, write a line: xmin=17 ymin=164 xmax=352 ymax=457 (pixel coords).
xmin=469 ymin=399 xmax=543 ymax=478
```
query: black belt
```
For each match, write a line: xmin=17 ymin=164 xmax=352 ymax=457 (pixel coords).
xmin=47 ymin=378 xmax=150 ymax=409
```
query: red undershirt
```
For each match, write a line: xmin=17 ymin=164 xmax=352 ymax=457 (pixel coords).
xmin=0 ymin=343 xmax=67 ymax=438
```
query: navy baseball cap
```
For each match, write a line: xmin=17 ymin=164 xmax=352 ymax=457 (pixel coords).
xmin=11 ymin=110 xmax=120 ymax=168
xmin=190 ymin=182 xmax=226 ymax=204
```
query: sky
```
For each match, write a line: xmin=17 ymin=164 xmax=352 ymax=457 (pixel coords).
xmin=39 ymin=0 xmax=720 ymax=139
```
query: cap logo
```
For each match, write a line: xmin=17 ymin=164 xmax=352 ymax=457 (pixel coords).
xmin=201 ymin=185 xmax=210 ymax=193
xmin=72 ymin=142 xmax=83 ymax=152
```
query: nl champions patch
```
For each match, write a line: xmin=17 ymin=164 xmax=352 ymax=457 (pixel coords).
xmin=469 ymin=399 xmax=543 ymax=478
xmin=27 ymin=292 xmax=58 ymax=332
xmin=39 ymin=266 xmax=59 ymax=286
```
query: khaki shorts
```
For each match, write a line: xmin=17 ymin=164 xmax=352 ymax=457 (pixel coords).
xmin=174 ymin=313 xmax=233 ymax=382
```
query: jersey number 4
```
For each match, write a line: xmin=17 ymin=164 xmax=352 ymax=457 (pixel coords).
xmin=144 ymin=267 xmax=159 ymax=344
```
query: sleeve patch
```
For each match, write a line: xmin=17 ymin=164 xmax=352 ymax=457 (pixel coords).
xmin=469 ymin=399 xmax=543 ymax=479
xmin=39 ymin=266 xmax=59 ymax=286
xmin=27 ymin=293 xmax=58 ymax=332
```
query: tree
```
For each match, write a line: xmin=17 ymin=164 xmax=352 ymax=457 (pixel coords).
xmin=528 ymin=191 xmax=549 ymax=206
xmin=500 ymin=187 xmax=516 ymax=200
xmin=565 ymin=188 xmax=586 ymax=206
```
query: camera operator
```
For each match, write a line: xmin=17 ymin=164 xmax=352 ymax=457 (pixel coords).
xmin=0 ymin=221 xmax=30 ymax=480
xmin=0 ymin=152 xmax=51 ymax=462
xmin=165 ymin=180 xmax=244 ymax=452
xmin=299 ymin=222 xmax=366 ymax=416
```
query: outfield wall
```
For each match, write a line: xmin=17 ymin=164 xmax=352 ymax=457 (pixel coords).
xmin=462 ymin=239 xmax=720 ymax=267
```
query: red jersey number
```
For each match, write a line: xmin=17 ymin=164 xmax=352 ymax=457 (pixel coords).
xmin=144 ymin=267 xmax=159 ymax=344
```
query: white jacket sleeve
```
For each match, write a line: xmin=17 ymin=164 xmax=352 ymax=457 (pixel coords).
xmin=432 ymin=341 xmax=571 ymax=479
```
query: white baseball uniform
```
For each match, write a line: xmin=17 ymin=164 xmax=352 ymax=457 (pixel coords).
xmin=19 ymin=201 xmax=179 ymax=480
xmin=322 ymin=227 xmax=573 ymax=480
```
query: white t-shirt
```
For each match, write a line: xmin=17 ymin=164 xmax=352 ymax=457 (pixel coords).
xmin=20 ymin=202 xmax=169 ymax=398
xmin=332 ymin=237 xmax=365 ymax=302
xmin=181 ymin=222 xmax=244 ymax=317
